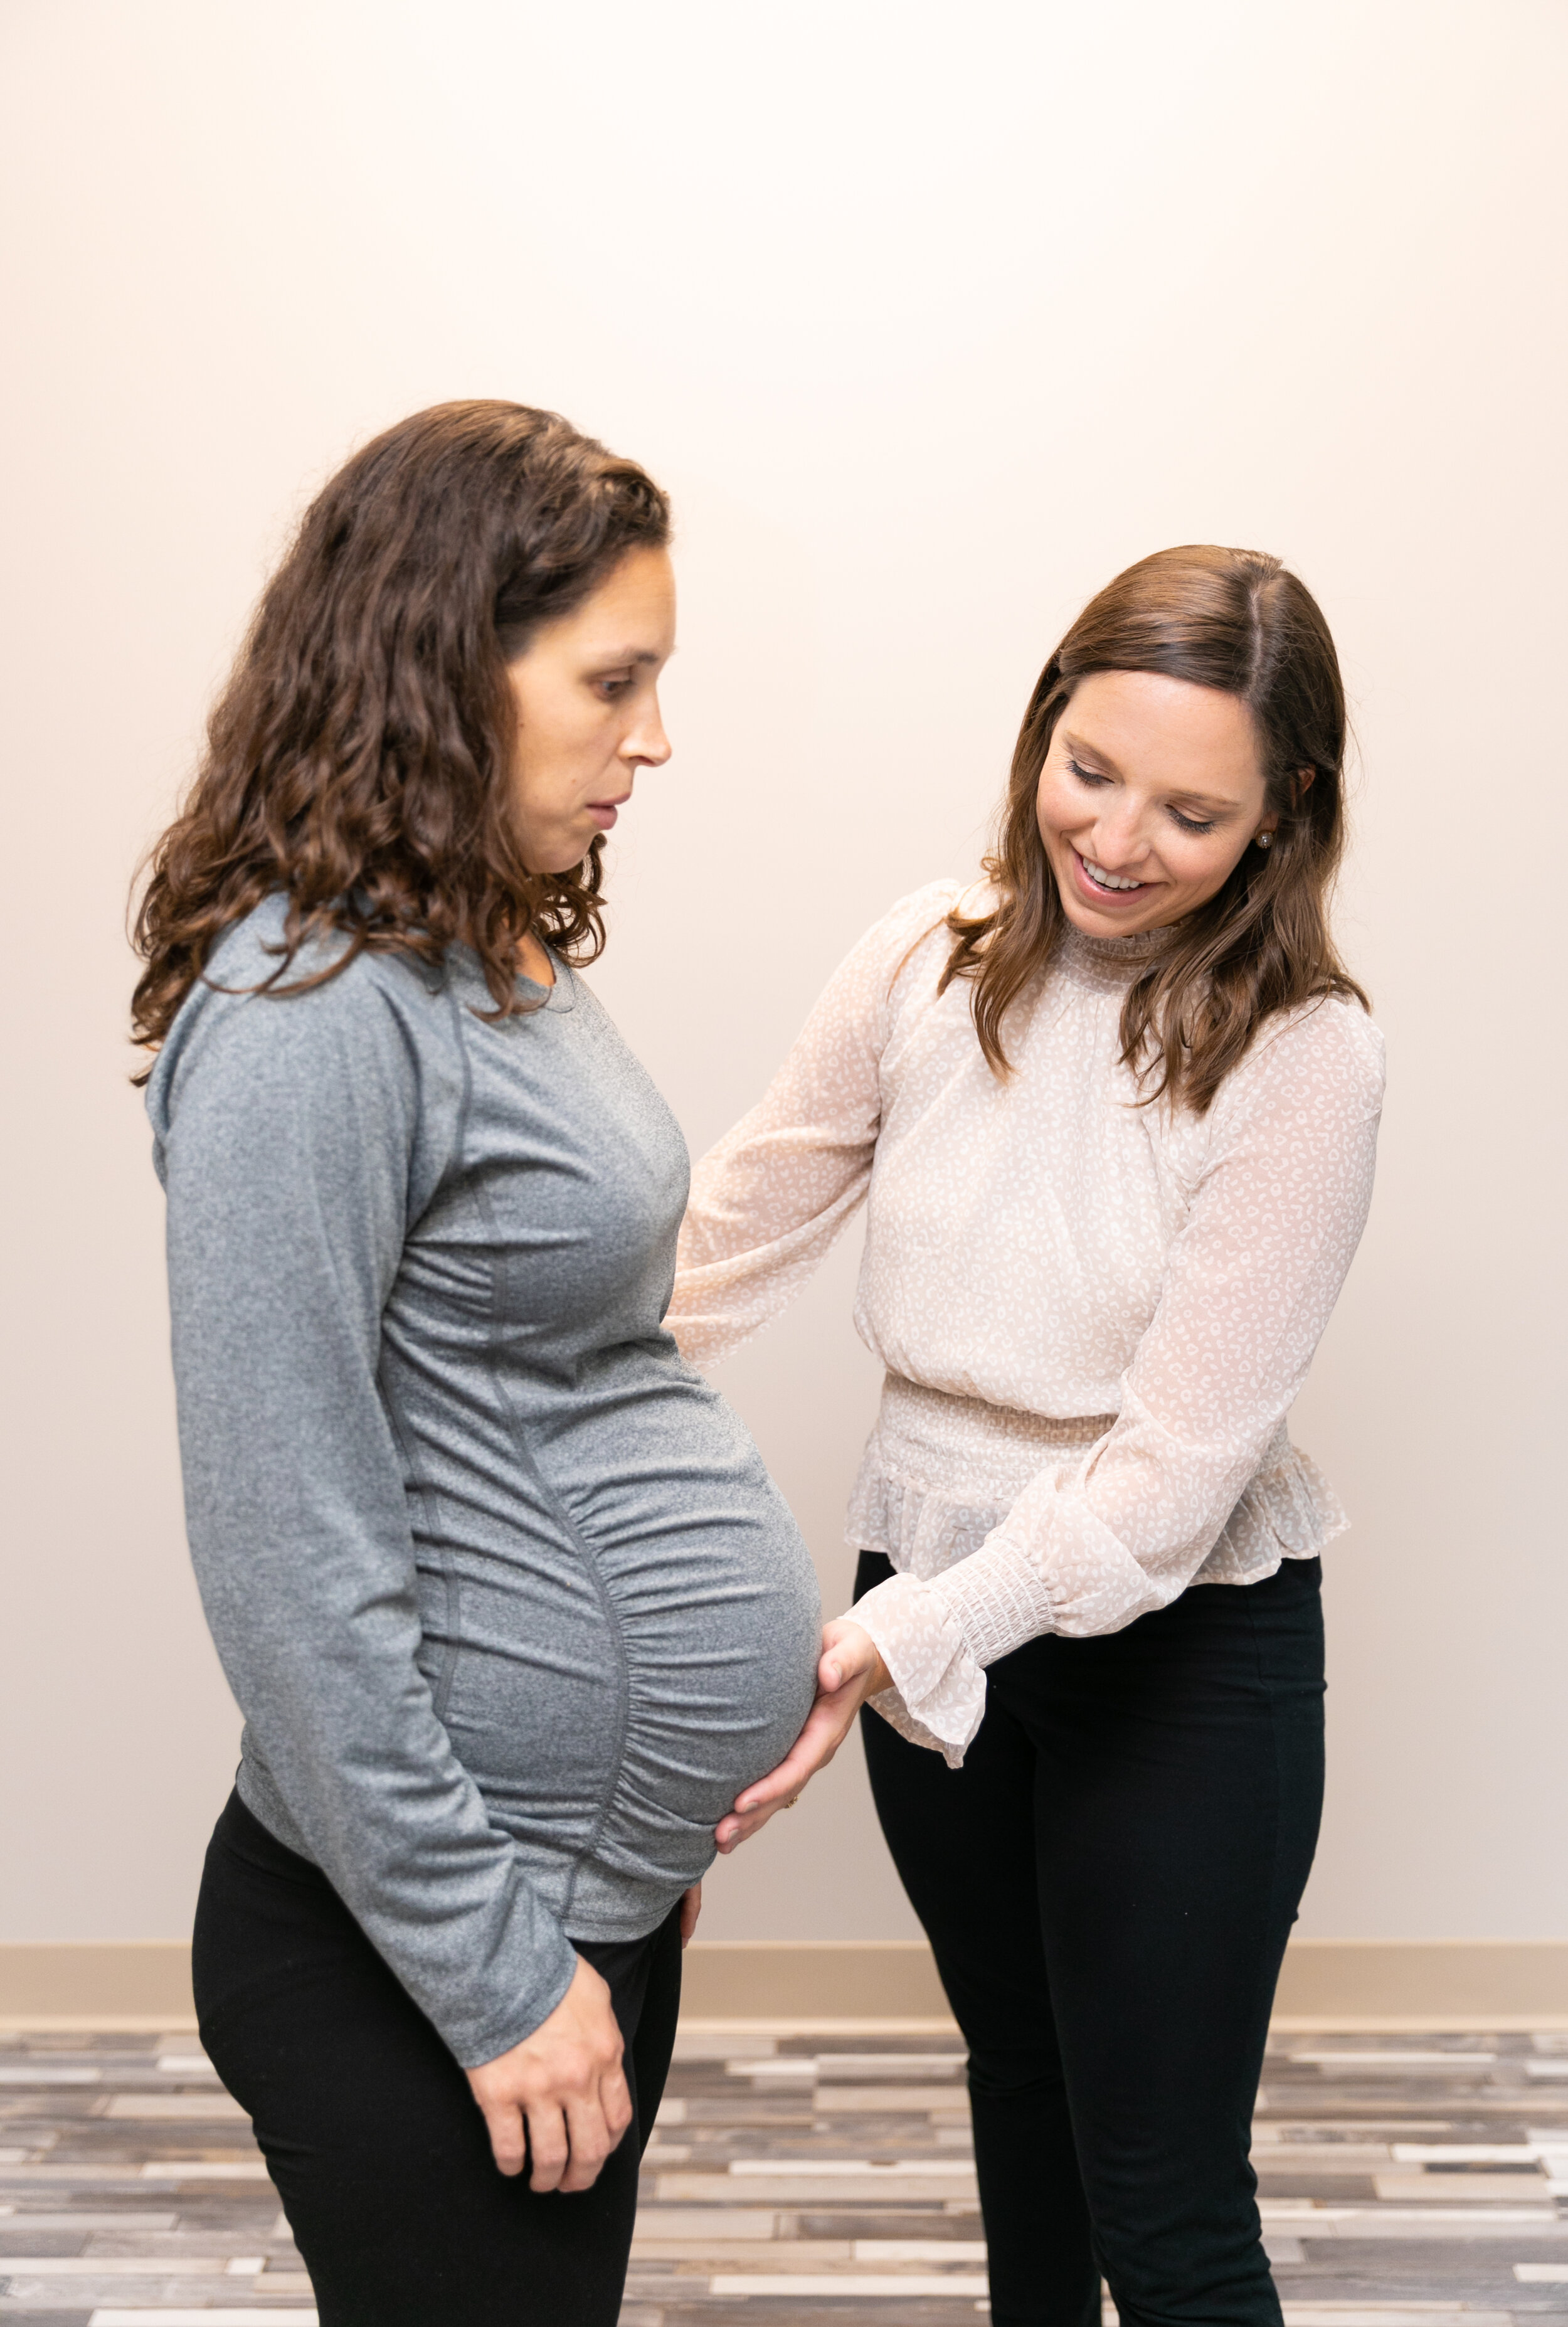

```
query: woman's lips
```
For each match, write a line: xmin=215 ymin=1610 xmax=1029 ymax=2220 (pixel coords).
xmin=587 ymin=802 xmax=622 ymax=830
xmin=1069 ymin=844 xmax=1152 ymax=907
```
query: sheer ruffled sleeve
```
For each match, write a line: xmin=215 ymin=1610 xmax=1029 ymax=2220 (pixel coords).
xmin=669 ymin=883 xmax=960 ymax=1365
xmin=852 ymin=999 xmax=1385 ymax=1764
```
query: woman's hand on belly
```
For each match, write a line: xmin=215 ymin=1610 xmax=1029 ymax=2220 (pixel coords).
xmin=714 ymin=1621 xmax=892 ymax=1853
xmin=465 ymin=1957 xmax=632 ymax=2192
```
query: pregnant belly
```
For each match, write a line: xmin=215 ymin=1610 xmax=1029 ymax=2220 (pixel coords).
xmin=613 ymin=1516 xmax=821 ymax=1833
xmin=433 ymin=1406 xmax=822 ymax=1894
xmin=545 ymin=1369 xmax=823 ymax=1880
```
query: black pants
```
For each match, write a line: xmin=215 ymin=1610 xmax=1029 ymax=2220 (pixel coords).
xmin=856 ymin=1550 xmax=1325 ymax=2327
xmin=193 ymin=1791 xmax=682 ymax=2326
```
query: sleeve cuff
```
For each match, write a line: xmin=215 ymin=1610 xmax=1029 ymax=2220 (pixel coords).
xmin=926 ymin=1532 xmax=1057 ymax=1667
xmin=850 ymin=1573 xmax=987 ymax=1769
xmin=450 ymin=1920 xmax=581 ymax=2070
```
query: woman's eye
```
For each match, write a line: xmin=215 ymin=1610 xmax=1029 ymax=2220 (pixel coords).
xmin=1067 ymin=757 xmax=1109 ymax=787
xmin=596 ymin=676 xmax=633 ymax=699
xmin=1168 ymin=807 xmax=1216 ymax=835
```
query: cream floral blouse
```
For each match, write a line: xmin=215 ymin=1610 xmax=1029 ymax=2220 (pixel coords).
xmin=669 ymin=881 xmax=1385 ymax=1766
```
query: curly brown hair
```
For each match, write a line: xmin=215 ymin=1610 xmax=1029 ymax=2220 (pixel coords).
xmin=941 ymin=545 xmax=1369 ymax=1114
xmin=130 ymin=400 xmax=670 ymax=1073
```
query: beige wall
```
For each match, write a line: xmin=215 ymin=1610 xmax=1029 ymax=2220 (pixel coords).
xmin=3 ymin=0 xmax=1564 ymax=1947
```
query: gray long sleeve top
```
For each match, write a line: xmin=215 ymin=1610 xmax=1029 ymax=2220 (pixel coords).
xmin=148 ymin=898 xmax=820 ymax=2067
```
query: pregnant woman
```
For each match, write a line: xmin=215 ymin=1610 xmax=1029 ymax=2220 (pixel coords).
xmin=130 ymin=401 xmax=819 ymax=2327
xmin=671 ymin=547 xmax=1384 ymax=2327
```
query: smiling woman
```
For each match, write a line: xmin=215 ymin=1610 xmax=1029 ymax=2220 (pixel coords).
xmin=668 ymin=544 xmax=1383 ymax=2327
xmin=1042 ymin=671 xmax=1273 ymax=914
xmin=945 ymin=543 xmax=1367 ymax=1113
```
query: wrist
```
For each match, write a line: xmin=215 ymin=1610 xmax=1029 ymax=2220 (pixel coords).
xmin=840 ymin=1616 xmax=891 ymax=1697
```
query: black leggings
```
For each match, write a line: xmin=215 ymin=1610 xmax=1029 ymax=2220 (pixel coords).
xmin=857 ymin=1550 xmax=1325 ymax=2327
xmin=193 ymin=1791 xmax=681 ymax=2327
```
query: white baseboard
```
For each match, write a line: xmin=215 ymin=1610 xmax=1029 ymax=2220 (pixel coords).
xmin=5 ymin=1937 xmax=1567 ymax=2033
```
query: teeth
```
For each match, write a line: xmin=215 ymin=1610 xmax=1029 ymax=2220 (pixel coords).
xmin=1083 ymin=857 xmax=1143 ymax=891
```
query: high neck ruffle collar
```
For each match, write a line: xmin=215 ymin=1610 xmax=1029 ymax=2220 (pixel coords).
xmin=1057 ymin=921 xmax=1167 ymax=988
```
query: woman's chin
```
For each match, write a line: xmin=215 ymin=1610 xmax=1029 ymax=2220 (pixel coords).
xmin=1055 ymin=883 xmax=1148 ymax=937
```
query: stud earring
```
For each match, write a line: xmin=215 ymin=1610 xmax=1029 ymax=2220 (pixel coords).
xmin=1255 ymin=831 xmax=1273 ymax=850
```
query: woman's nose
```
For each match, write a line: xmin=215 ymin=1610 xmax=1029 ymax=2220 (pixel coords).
xmin=625 ymin=694 xmax=672 ymax=767
xmin=1087 ymin=809 xmax=1147 ymax=869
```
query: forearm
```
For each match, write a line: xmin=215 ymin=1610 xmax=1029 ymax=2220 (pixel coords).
xmin=185 ymin=1468 xmax=581 ymax=2064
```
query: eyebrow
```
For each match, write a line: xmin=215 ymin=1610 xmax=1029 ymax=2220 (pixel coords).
xmin=591 ymin=646 xmax=669 ymax=665
xmin=1061 ymin=731 xmax=1244 ymax=812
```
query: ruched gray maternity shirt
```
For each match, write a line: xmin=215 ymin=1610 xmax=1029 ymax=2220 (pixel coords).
xmin=149 ymin=899 xmax=820 ymax=2067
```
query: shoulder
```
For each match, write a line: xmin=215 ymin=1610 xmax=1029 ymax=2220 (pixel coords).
xmin=876 ymin=876 xmax=973 ymax=941
xmin=147 ymin=898 xmax=457 ymax=1142
xmin=1218 ymin=992 xmax=1385 ymax=1128
xmin=202 ymin=895 xmax=438 ymax=1011
xmin=800 ymin=880 xmax=972 ymax=1044
xmin=847 ymin=877 xmax=973 ymax=982
xmin=1258 ymin=992 xmax=1384 ymax=1093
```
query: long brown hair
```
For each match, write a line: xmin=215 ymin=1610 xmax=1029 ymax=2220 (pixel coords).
xmin=130 ymin=400 xmax=670 ymax=1070
xmin=942 ymin=545 xmax=1367 ymax=1113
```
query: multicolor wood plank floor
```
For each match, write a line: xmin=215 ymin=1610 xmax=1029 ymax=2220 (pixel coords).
xmin=3 ymin=2020 xmax=1567 ymax=2321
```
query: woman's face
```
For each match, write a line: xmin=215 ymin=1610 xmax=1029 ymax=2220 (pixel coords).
xmin=506 ymin=546 xmax=677 ymax=876
xmin=1035 ymin=669 xmax=1276 ymax=937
